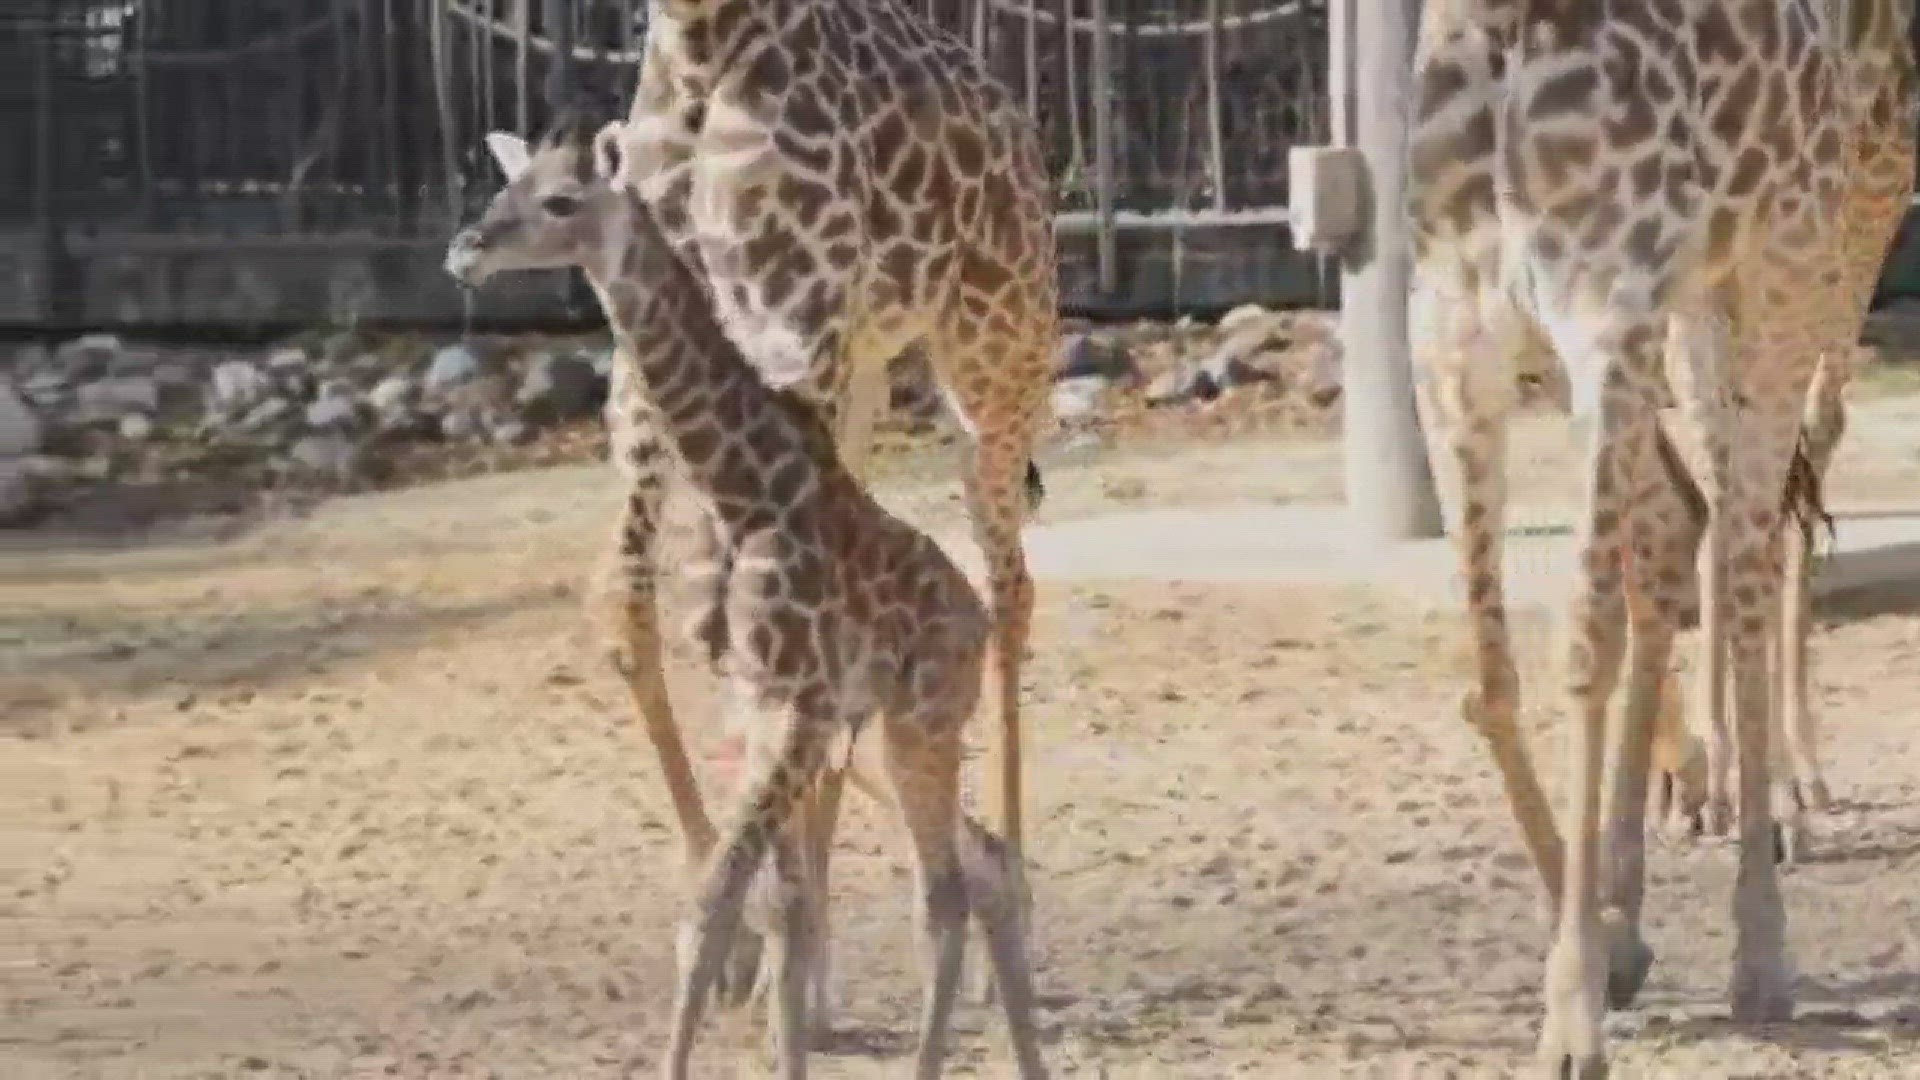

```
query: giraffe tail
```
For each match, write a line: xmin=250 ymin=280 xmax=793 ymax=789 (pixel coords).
xmin=1024 ymin=461 xmax=1045 ymax=512
xmin=1782 ymin=433 xmax=1835 ymax=559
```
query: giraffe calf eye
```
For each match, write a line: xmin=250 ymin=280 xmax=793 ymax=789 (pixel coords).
xmin=541 ymin=194 xmax=582 ymax=218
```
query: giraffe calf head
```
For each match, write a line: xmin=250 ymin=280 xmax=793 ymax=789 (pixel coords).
xmin=444 ymin=111 xmax=629 ymax=288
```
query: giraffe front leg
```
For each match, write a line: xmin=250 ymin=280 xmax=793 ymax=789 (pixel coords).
xmin=882 ymin=713 xmax=973 ymax=1080
xmin=1536 ymin=379 xmax=1640 ymax=1080
xmin=1600 ymin=441 xmax=1692 ymax=1009
xmin=1410 ymin=305 xmax=1566 ymax=912
xmin=1727 ymin=482 xmax=1798 ymax=1023
xmin=754 ymin=826 xmax=816 ymax=1080
xmin=600 ymin=413 xmax=718 ymax=866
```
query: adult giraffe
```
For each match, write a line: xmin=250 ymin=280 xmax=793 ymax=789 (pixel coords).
xmin=1408 ymin=1 xmax=1855 ymax=1073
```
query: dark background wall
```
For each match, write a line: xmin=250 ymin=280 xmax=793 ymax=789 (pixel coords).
xmin=2 ymin=1 xmax=1915 ymax=333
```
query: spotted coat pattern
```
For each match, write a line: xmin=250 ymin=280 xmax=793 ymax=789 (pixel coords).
xmin=1407 ymin=2 xmax=1865 ymax=1073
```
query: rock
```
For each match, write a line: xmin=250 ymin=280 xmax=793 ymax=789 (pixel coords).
xmin=117 ymin=413 xmax=155 ymax=442
xmin=489 ymin=418 xmax=533 ymax=446
xmin=1051 ymin=376 xmax=1108 ymax=423
xmin=1301 ymin=339 xmax=1342 ymax=405
xmin=365 ymin=375 xmax=414 ymax=414
xmin=21 ymin=367 xmax=67 ymax=408
xmin=515 ymin=351 xmax=606 ymax=421
xmin=264 ymin=347 xmax=309 ymax=373
xmin=440 ymin=409 xmax=483 ymax=442
xmin=0 ymin=383 xmax=42 ymax=456
xmin=319 ymin=331 xmax=366 ymax=364
xmin=9 ymin=342 xmax=52 ymax=376
xmin=304 ymin=395 xmax=360 ymax=432
xmin=1056 ymin=333 xmax=1139 ymax=385
xmin=285 ymin=435 xmax=360 ymax=483
xmin=0 ymin=457 xmax=36 ymax=527
xmin=210 ymin=360 xmax=271 ymax=416
xmin=1217 ymin=303 xmax=1279 ymax=336
xmin=424 ymin=343 xmax=483 ymax=393
xmin=1144 ymin=361 xmax=1238 ymax=407
xmin=588 ymin=345 xmax=616 ymax=378
xmin=234 ymin=396 xmax=294 ymax=435
xmin=73 ymin=376 xmax=160 ymax=423
xmin=1144 ymin=365 xmax=1196 ymax=408
xmin=53 ymin=334 xmax=124 ymax=380
xmin=1196 ymin=349 xmax=1270 ymax=392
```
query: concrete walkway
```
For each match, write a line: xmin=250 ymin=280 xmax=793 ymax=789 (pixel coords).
xmin=945 ymin=504 xmax=1920 ymax=613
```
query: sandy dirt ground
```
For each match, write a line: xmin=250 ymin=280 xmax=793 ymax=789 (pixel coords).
xmin=7 ymin=393 xmax=1920 ymax=1079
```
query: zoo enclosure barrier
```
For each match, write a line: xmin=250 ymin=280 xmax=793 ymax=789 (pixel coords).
xmin=1 ymin=0 xmax=1338 ymax=330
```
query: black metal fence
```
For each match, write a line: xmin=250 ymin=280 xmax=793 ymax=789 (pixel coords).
xmin=0 ymin=1 xmax=1345 ymax=328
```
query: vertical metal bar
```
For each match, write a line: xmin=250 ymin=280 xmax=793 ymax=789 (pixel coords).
xmin=514 ymin=0 xmax=529 ymax=131
xmin=382 ymin=0 xmax=403 ymax=221
xmin=1090 ymin=0 xmax=1115 ymax=294
xmin=1204 ymin=0 xmax=1225 ymax=211
xmin=429 ymin=0 xmax=462 ymax=227
xmin=31 ymin=0 xmax=55 ymax=232
xmin=544 ymin=0 xmax=573 ymax=109
xmin=1329 ymin=0 xmax=1353 ymax=146
xmin=1060 ymin=0 xmax=1085 ymax=180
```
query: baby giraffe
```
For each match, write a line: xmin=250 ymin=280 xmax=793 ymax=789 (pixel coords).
xmin=444 ymin=114 xmax=1047 ymax=1080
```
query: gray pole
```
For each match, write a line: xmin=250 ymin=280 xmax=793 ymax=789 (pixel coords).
xmin=1335 ymin=0 xmax=1443 ymax=539
xmin=544 ymin=0 xmax=575 ymax=108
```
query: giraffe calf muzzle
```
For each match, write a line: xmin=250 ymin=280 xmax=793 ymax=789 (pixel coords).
xmin=443 ymin=228 xmax=496 ymax=287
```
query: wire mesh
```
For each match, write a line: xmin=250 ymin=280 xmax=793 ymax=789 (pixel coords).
xmin=1 ymin=2 xmax=1327 ymax=235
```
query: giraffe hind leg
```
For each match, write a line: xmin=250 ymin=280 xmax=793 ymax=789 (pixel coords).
xmin=1411 ymin=294 xmax=1566 ymax=911
xmin=930 ymin=324 xmax=1048 ymax=1005
xmin=664 ymin=705 xmax=833 ymax=1080
xmin=1779 ymin=431 xmax=1834 ymax=814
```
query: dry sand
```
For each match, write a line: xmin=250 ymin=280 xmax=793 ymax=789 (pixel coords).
xmin=6 ymin=397 xmax=1920 ymax=1079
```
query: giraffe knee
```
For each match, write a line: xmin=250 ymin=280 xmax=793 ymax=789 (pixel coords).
xmin=744 ymin=862 xmax=811 ymax=941
xmin=921 ymin=862 xmax=970 ymax=932
xmin=956 ymin=817 xmax=1022 ymax=922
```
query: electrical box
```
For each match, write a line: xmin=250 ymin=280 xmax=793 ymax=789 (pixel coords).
xmin=1288 ymin=146 xmax=1367 ymax=255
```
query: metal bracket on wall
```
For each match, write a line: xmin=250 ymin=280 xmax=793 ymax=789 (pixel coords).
xmin=1286 ymin=146 xmax=1366 ymax=258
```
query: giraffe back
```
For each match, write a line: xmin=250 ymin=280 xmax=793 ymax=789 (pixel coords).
xmin=628 ymin=0 xmax=1057 ymax=355
xmin=1411 ymin=1 xmax=1851 ymax=382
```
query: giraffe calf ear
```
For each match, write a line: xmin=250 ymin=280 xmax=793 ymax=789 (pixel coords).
xmin=484 ymin=132 xmax=532 ymax=181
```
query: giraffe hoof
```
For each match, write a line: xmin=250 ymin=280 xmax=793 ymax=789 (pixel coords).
xmin=1729 ymin=956 xmax=1795 ymax=1024
xmin=1700 ymin=797 xmax=1733 ymax=838
xmin=1772 ymin=820 xmax=1810 ymax=866
xmin=1542 ymin=1053 xmax=1609 ymax=1080
xmin=1801 ymin=779 xmax=1833 ymax=814
xmin=1605 ymin=936 xmax=1655 ymax=1011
